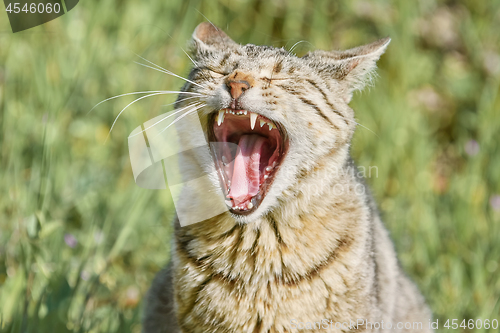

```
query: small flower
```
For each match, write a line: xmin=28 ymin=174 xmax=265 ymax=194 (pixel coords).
xmin=64 ymin=233 xmax=78 ymax=248
xmin=464 ymin=140 xmax=479 ymax=156
xmin=490 ymin=195 xmax=500 ymax=211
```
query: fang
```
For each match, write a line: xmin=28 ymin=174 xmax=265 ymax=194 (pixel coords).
xmin=250 ymin=112 xmax=258 ymax=130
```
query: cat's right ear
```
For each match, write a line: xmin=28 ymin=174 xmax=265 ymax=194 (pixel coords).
xmin=190 ymin=22 xmax=238 ymax=57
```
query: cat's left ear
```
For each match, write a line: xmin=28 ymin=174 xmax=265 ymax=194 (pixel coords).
xmin=303 ymin=37 xmax=390 ymax=103
xmin=190 ymin=22 xmax=238 ymax=57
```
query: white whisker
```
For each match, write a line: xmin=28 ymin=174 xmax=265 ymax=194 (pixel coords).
xmin=134 ymin=53 xmax=171 ymax=73
xmin=288 ymin=40 xmax=313 ymax=54
xmin=134 ymin=61 xmax=204 ymax=89
xmin=88 ymin=90 xmax=202 ymax=115
xmin=354 ymin=121 xmax=379 ymax=137
xmin=181 ymin=47 xmax=198 ymax=67
xmin=195 ymin=9 xmax=217 ymax=30
xmin=129 ymin=102 xmax=203 ymax=138
xmin=106 ymin=92 xmax=180 ymax=140
xmin=155 ymin=103 xmax=206 ymax=137
xmin=161 ymin=96 xmax=199 ymax=107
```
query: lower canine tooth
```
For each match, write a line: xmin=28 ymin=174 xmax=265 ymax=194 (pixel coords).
xmin=217 ymin=110 xmax=225 ymax=126
xmin=250 ymin=113 xmax=257 ymax=130
xmin=247 ymin=202 xmax=253 ymax=209
xmin=265 ymin=166 xmax=272 ymax=172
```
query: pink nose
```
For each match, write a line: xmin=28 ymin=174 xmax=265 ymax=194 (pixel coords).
xmin=225 ymin=71 xmax=255 ymax=100
xmin=226 ymin=80 xmax=250 ymax=99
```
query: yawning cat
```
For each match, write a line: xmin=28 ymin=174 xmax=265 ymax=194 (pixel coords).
xmin=143 ymin=22 xmax=432 ymax=333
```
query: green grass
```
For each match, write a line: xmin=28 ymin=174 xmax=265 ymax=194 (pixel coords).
xmin=1 ymin=0 xmax=499 ymax=332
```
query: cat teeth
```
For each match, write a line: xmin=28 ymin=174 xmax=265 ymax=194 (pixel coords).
xmin=227 ymin=200 xmax=254 ymax=211
xmin=258 ymin=119 xmax=275 ymax=130
xmin=217 ymin=110 xmax=225 ymax=126
xmin=218 ymin=109 xmax=276 ymax=131
xmin=250 ymin=112 xmax=258 ymax=130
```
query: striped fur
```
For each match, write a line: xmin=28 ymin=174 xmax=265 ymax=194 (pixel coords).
xmin=143 ymin=23 xmax=432 ymax=332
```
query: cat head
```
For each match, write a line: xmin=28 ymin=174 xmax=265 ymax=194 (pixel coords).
xmin=176 ymin=22 xmax=389 ymax=224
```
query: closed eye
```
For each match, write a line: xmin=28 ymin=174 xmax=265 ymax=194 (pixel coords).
xmin=262 ymin=77 xmax=291 ymax=83
xmin=210 ymin=71 xmax=225 ymax=79
xmin=203 ymin=67 xmax=225 ymax=78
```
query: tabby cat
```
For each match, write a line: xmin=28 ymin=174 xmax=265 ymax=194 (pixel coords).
xmin=143 ymin=22 xmax=432 ymax=333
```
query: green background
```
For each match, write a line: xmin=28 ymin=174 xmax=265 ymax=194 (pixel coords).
xmin=1 ymin=0 xmax=499 ymax=332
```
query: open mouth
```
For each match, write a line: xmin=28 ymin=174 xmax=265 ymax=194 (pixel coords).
xmin=209 ymin=109 xmax=289 ymax=215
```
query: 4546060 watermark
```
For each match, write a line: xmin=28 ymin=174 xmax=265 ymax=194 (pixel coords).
xmin=289 ymin=318 xmax=498 ymax=330
xmin=3 ymin=0 xmax=79 ymax=33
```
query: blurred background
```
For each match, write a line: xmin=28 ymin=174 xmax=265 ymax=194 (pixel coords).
xmin=1 ymin=0 xmax=499 ymax=332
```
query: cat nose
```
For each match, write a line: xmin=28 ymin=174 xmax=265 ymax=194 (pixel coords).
xmin=227 ymin=80 xmax=250 ymax=100
xmin=226 ymin=71 xmax=255 ymax=100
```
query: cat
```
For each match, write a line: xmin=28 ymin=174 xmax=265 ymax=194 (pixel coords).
xmin=142 ymin=22 xmax=432 ymax=333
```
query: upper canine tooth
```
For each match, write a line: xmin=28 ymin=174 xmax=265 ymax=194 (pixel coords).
xmin=217 ymin=110 xmax=225 ymax=126
xmin=260 ymin=120 xmax=266 ymax=127
xmin=250 ymin=113 xmax=258 ymax=130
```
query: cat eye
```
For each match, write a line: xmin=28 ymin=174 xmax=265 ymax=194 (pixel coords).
xmin=262 ymin=77 xmax=291 ymax=83
xmin=210 ymin=71 xmax=225 ymax=78
xmin=202 ymin=67 xmax=225 ymax=78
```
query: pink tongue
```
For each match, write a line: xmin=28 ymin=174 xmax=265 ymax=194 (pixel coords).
xmin=228 ymin=134 xmax=265 ymax=205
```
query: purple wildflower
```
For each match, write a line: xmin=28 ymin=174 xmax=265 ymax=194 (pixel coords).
xmin=464 ymin=140 xmax=480 ymax=156
xmin=64 ymin=233 xmax=78 ymax=248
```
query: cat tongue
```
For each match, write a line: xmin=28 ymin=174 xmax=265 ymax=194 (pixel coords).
xmin=228 ymin=134 xmax=265 ymax=205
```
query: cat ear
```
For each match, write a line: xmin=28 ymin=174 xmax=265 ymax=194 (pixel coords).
xmin=191 ymin=22 xmax=238 ymax=55
xmin=304 ymin=37 xmax=390 ymax=103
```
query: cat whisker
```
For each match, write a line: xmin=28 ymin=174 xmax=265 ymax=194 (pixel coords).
xmin=194 ymin=9 xmax=217 ymax=31
xmin=334 ymin=111 xmax=379 ymax=137
xmin=288 ymin=40 xmax=313 ymax=55
xmin=179 ymin=48 xmax=215 ymax=83
xmin=161 ymin=96 xmax=199 ymax=107
xmin=155 ymin=103 xmax=207 ymax=137
xmin=129 ymin=102 xmax=203 ymax=138
xmin=180 ymin=47 xmax=198 ymax=67
xmin=353 ymin=121 xmax=379 ymax=137
xmin=134 ymin=53 xmax=174 ymax=74
xmin=88 ymin=90 xmax=202 ymax=115
xmin=134 ymin=61 xmax=204 ymax=89
xmin=107 ymin=92 xmax=189 ymax=141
